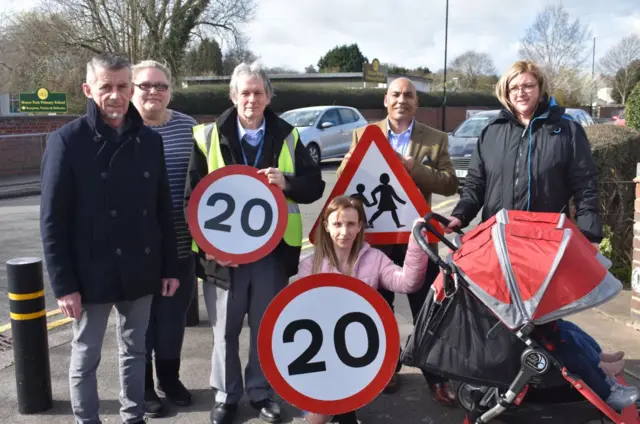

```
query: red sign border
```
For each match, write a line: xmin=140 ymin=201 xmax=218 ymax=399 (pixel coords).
xmin=308 ymin=125 xmax=443 ymax=245
xmin=187 ymin=164 xmax=288 ymax=265
xmin=258 ymin=273 xmax=400 ymax=415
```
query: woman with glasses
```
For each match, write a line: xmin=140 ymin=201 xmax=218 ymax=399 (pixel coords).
xmin=131 ymin=60 xmax=198 ymax=418
xmin=444 ymin=60 xmax=602 ymax=249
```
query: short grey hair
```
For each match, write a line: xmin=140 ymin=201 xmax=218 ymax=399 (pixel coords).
xmin=132 ymin=60 xmax=172 ymax=85
xmin=86 ymin=53 xmax=132 ymax=84
xmin=229 ymin=61 xmax=274 ymax=100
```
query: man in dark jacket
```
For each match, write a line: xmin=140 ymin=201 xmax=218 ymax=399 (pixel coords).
xmin=184 ymin=62 xmax=325 ymax=424
xmin=40 ymin=53 xmax=179 ymax=424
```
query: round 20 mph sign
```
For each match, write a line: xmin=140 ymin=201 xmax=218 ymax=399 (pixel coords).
xmin=258 ymin=274 xmax=400 ymax=415
xmin=187 ymin=165 xmax=288 ymax=265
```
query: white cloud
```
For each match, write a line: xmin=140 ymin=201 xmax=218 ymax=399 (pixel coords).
xmin=242 ymin=0 xmax=640 ymax=75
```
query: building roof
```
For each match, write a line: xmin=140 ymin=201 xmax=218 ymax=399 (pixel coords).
xmin=183 ymin=72 xmax=363 ymax=82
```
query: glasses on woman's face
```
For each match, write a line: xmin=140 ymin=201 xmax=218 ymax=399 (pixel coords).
xmin=134 ymin=82 xmax=169 ymax=92
xmin=508 ymin=82 xmax=538 ymax=94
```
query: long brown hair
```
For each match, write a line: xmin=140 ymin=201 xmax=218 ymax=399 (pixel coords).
xmin=312 ymin=195 xmax=367 ymax=276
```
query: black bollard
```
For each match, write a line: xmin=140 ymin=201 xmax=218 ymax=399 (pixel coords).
xmin=185 ymin=279 xmax=199 ymax=327
xmin=6 ymin=257 xmax=52 ymax=414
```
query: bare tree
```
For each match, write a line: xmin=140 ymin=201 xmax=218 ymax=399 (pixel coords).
xmin=40 ymin=0 xmax=255 ymax=77
xmin=599 ymin=35 xmax=640 ymax=104
xmin=519 ymin=5 xmax=590 ymax=89
xmin=449 ymin=50 xmax=497 ymax=91
xmin=0 ymin=11 xmax=91 ymax=111
xmin=221 ymin=36 xmax=258 ymax=75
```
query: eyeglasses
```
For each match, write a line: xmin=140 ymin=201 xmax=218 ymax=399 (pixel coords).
xmin=134 ymin=83 xmax=169 ymax=92
xmin=509 ymin=83 xmax=538 ymax=94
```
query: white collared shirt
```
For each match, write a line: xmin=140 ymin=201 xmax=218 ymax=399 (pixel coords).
xmin=237 ymin=117 xmax=266 ymax=147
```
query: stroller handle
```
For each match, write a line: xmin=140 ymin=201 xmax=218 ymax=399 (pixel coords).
xmin=412 ymin=218 xmax=454 ymax=273
xmin=422 ymin=212 xmax=463 ymax=252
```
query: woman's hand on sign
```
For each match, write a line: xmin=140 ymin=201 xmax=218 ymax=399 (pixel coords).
xmin=205 ymin=254 xmax=238 ymax=268
xmin=258 ymin=167 xmax=289 ymax=190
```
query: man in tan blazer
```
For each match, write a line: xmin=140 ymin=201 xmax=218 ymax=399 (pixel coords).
xmin=337 ymin=77 xmax=458 ymax=405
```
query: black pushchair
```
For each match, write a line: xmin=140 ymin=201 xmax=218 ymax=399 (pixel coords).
xmin=403 ymin=210 xmax=639 ymax=424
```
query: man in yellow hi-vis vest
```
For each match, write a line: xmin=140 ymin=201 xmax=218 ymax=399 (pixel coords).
xmin=184 ymin=62 xmax=325 ymax=424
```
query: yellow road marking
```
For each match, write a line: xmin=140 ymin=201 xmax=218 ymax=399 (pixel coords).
xmin=0 ymin=323 xmax=10 ymax=333
xmin=431 ymin=198 xmax=458 ymax=211
xmin=47 ymin=309 xmax=62 ymax=317
xmin=47 ymin=317 xmax=73 ymax=330
xmin=8 ymin=290 xmax=44 ymax=301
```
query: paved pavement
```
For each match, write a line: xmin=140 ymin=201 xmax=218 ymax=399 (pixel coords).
xmin=0 ymin=161 xmax=639 ymax=423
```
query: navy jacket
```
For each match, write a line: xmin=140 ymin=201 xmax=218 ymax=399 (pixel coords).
xmin=40 ymin=100 xmax=178 ymax=303
xmin=452 ymin=99 xmax=602 ymax=242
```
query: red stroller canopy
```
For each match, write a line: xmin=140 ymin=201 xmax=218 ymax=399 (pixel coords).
xmin=433 ymin=210 xmax=622 ymax=330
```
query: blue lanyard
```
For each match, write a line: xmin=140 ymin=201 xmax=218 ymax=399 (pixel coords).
xmin=240 ymin=136 xmax=264 ymax=168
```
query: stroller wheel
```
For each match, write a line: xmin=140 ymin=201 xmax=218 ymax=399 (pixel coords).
xmin=456 ymin=382 xmax=495 ymax=412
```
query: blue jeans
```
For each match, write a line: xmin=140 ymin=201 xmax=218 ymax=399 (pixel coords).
xmin=554 ymin=320 xmax=610 ymax=400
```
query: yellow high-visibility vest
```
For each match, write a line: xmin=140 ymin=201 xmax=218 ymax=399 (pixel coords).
xmin=191 ymin=123 xmax=302 ymax=253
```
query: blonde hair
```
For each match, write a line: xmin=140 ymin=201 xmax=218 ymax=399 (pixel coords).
xmin=495 ymin=60 xmax=550 ymax=115
xmin=312 ymin=196 xmax=366 ymax=276
xmin=132 ymin=60 xmax=172 ymax=86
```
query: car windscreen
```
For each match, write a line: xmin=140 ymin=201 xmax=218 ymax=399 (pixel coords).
xmin=453 ymin=116 xmax=492 ymax=137
xmin=280 ymin=110 xmax=322 ymax=127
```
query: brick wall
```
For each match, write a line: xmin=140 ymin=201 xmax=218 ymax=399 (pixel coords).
xmin=0 ymin=115 xmax=77 ymax=135
xmin=0 ymin=133 xmax=48 ymax=176
xmin=633 ymin=163 xmax=640 ymax=321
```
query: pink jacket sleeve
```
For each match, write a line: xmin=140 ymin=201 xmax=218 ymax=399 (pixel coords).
xmin=377 ymin=235 xmax=429 ymax=293
xmin=298 ymin=256 xmax=313 ymax=279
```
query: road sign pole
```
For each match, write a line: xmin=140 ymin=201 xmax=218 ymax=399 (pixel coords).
xmin=6 ymin=257 xmax=52 ymax=414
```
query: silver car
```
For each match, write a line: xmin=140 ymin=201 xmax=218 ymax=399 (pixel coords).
xmin=280 ymin=106 xmax=368 ymax=164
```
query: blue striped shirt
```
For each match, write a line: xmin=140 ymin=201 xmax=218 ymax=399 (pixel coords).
xmin=149 ymin=110 xmax=197 ymax=258
xmin=387 ymin=118 xmax=414 ymax=155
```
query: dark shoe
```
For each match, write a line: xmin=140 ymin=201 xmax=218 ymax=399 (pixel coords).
xmin=211 ymin=402 xmax=237 ymax=424
xmin=156 ymin=358 xmax=192 ymax=406
xmin=144 ymin=361 xmax=165 ymax=417
xmin=250 ymin=398 xmax=282 ymax=423
xmin=383 ymin=373 xmax=400 ymax=394
xmin=429 ymin=382 xmax=457 ymax=407
xmin=332 ymin=411 xmax=359 ymax=424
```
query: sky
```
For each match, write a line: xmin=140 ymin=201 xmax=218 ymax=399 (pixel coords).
xmin=2 ymin=0 xmax=639 ymax=75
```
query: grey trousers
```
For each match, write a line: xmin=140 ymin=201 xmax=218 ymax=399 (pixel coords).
xmin=204 ymin=254 xmax=288 ymax=404
xmin=69 ymin=295 xmax=152 ymax=424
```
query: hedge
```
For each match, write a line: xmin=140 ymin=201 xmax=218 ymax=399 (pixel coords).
xmin=626 ymin=81 xmax=640 ymax=131
xmin=584 ymin=124 xmax=640 ymax=284
xmin=168 ymin=84 xmax=502 ymax=115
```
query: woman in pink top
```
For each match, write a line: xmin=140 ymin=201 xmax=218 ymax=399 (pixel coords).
xmin=298 ymin=195 xmax=430 ymax=424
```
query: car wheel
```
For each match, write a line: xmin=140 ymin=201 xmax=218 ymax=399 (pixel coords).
xmin=307 ymin=143 xmax=321 ymax=165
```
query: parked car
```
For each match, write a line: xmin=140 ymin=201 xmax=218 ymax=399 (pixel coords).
xmin=564 ymin=108 xmax=595 ymax=126
xmin=448 ymin=107 xmax=597 ymax=188
xmin=280 ymin=106 xmax=368 ymax=165
xmin=447 ymin=110 xmax=499 ymax=187
xmin=614 ymin=109 xmax=626 ymax=127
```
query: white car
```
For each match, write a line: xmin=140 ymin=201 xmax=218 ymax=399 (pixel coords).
xmin=280 ymin=106 xmax=368 ymax=165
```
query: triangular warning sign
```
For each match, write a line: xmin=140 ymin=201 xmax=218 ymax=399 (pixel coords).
xmin=309 ymin=125 xmax=443 ymax=245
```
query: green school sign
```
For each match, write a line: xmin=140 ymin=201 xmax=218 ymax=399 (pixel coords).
xmin=19 ymin=88 xmax=67 ymax=113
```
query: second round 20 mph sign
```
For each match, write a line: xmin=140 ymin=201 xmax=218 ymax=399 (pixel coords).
xmin=187 ymin=164 xmax=288 ymax=265
xmin=258 ymin=274 xmax=400 ymax=415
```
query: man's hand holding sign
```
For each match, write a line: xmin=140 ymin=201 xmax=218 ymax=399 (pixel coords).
xmin=188 ymin=164 xmax=289 ymax=267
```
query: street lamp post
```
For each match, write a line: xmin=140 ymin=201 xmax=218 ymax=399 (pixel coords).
xmin=442 ymin=0 xmax=449 ymax=132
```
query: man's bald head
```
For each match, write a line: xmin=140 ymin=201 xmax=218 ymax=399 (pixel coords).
xmin=387 ymin=77 xmax=416 ymax=96
xmin=385 ymin=77 xmax=418 ymax=124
